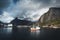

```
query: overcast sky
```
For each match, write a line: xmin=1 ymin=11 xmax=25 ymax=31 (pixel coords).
xmin=0 ymin=0 xmax=60 ymax=23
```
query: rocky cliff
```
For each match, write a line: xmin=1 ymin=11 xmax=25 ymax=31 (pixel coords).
xmin=39 ymin=7 xmax=60 ymax=27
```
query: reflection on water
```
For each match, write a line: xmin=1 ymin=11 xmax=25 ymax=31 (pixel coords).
xmin=30 ymin=30 xmax=40 ymax=37
xmin=0 ymin=27 xmax=60 ymax=40
xmin=3 ymin=27 xmax=12 ymax=34
xmin=0 ymin=27 xmax=12 ymax=34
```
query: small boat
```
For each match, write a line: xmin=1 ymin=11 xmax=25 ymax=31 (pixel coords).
xmin=30 ymin=26 xmax=40 ymax=31
xmin=30 ymin=24 xmax=40 ymax=31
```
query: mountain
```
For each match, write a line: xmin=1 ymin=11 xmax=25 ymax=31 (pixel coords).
xmin=10 ymin=18 xmax=33 ymax=25
xmin=39 ymin=7 xmax=60 ymax=27
xmin=0 ymin=21 xmax=3 ymax=24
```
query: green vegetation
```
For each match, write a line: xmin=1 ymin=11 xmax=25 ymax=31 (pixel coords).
xmin=39 ymin=18 xmax=60 ymax=26
xmin=49 ymin=18 xmax=60 ymax=24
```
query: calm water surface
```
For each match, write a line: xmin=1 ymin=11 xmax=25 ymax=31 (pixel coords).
xmin=0 ymin=27 xmax=60 ymax=40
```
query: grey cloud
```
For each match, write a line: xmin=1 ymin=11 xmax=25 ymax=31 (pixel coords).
xmin=0 ymin=10 xmax=3 ymax=15
xmin=13 ymin=0 xmax=20 ymax=4
xmin=0 ymin=0 xmax=60 ymax=23
xmin=6 ymin=0 xmax=60 ymax=21
xmin=33 ymin=0 xmax=51 ymax=3
xmin=0 ymin=0 xmax=11 ymax=9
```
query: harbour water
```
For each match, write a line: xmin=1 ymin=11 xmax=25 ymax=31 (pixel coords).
xmin=0 ymin=27 xmax=60 ymax=40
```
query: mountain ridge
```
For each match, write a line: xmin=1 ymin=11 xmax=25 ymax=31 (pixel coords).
xmin=39 ymin=7 xmax=60 ymax=27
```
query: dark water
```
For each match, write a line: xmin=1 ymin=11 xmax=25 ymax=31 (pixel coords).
xmin=0 ymin=27 xmax=60 ymax=40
